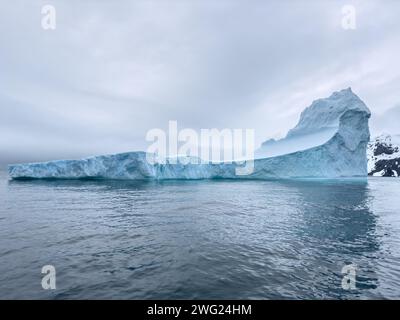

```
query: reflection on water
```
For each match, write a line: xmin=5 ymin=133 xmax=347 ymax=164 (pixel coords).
xmin=0 ymin=171 xmax=399 ymax=299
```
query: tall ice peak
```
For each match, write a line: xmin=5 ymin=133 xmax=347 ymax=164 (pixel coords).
xmin=286 ymin=87 xmax=370 ymax=138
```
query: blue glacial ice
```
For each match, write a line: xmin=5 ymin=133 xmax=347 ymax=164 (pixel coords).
xmin=8 ymin=88 xmax=371 ymax=180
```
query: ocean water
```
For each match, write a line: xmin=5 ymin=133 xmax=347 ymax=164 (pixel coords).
xmin=0 ymin=168 xmax=399 ymax=300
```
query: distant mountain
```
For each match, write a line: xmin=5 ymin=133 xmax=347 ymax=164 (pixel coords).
xmin=368 ymin=134 xmax=400 ymax=177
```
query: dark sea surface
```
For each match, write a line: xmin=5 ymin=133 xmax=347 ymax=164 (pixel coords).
xmin=0 ymin=168 xmax=399 ymax=299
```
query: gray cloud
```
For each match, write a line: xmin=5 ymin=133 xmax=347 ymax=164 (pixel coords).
xmin=1 ymin=0 xmax=400 ymax=164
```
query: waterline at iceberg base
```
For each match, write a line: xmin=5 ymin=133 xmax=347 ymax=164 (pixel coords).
xmin=8 ymin=88 xmax=371 ymax=180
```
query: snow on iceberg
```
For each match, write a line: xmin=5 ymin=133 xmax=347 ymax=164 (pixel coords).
xmin=8 ymin=88 xmax=371 ymax=180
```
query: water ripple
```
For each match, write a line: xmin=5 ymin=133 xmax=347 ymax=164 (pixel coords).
xmin=0 ymin=173 xmax=399 ymax=299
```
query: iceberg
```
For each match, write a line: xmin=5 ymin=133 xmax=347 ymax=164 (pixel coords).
xmin=8 ymin=88 xmax=371 ymax=180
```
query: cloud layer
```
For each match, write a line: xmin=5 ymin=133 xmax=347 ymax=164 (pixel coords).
xmin=1 ymin=0 xmax=400 ymax=164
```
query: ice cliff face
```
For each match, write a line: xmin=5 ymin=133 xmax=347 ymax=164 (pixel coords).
xmin=368 ymin=134 xmax=400 ymax=177
xmin=8 ymin=88 xmax=371 ymax=180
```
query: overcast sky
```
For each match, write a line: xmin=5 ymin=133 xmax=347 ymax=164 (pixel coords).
xmin=1 ymin=0 xmax=400 ymax=164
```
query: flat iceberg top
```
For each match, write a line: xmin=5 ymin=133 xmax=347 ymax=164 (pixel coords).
xmin=256 ymin=127 xmax=337 ymax=158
